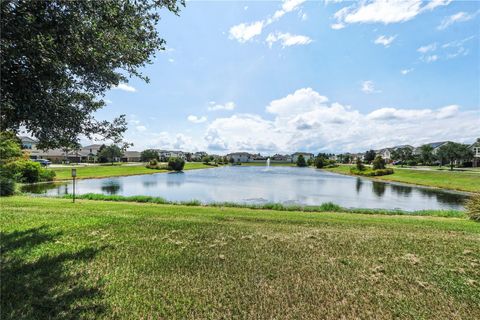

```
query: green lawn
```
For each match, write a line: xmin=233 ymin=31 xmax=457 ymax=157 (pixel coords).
xmin=323 ymin=165 xmax=480 ymax=193
xmin=2 ymin=196 xmax=479 ymax=319
xmin=52 ymin=163 xmax=218 ymax=180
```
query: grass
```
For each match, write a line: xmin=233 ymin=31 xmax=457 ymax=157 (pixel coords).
xmin=52 ymin=162 xmax=218 ymax=180
xmin=63 ymin=193 xmax=467 ymax=218
xmin=2 ymin=196 xmax=479 ymax=319
xmin=323 ymin=165 xmax=480 ymax=193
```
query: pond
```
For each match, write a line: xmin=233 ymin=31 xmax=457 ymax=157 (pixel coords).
xmin=22 ymin=166 xmax=467 ymax=211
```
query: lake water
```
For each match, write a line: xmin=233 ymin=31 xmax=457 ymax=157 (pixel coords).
xmin=22 ymin=166 xmax=467 ymax=211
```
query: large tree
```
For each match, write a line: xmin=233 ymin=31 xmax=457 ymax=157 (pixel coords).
xmin=1 ymin=0 xmax=184 ymax=149
xmin=437 ymin=142 xmax=473 ymax=170
xmin=419 ymin=144 xmax=435 ymax=165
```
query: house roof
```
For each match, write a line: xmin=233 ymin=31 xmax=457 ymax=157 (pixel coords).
xmin=424 ymin=141 xmax=449 ymax=149
xmin=227 ymin=152 xmax=251 ymax=156
xmin=19 ymin=136 xmax=37 ymax=143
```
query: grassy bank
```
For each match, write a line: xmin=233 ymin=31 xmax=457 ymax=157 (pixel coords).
xmin=62 ymin=193 xmax=467 ymax=218
xmin=323 ymin=165 xmax=480 ymax=193
xmin=2 ymin=196 xmax=479 ymax=319
xmin=52 ymin=162 xmax=218 ymax=180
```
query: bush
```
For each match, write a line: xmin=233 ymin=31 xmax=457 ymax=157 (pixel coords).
xmin=149 ymin=159 xmax=158 ymax=166
xmin=372 ymin=155 xmax=386 ymax=170
xmin=296 ymin=155 xmax=307 ymax=167
xmin=350 ymin=167 xmax=394 ymax=176
xmin=406 ymin=159 xmax=418 ymax=166
xmin=3 ymin=160 xmax=56 ymax=183
xmin=0 ymin=177 xmax=15 ymax=196
xmin=356 ymin=158 xmax=365 ymax=171
xmin=315 ymin=157 xmax=325 ymax=168
xmin=168 ymin=157 xmax=185 ymax=171
xmin=465 ymin=194 xmax=480 ymax=222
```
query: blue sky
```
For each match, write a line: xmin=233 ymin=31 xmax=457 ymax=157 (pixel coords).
xmin=96 ymin=0 xmax=480 ymax=154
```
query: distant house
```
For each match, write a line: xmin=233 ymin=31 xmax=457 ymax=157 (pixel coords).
xmin=291 ymin=152 xmax=314 ymax=163
xmin=121 ymin=151 xmax=141 ymax=162
xmin=470 ymin=139 xmax=480 ymax=168
xmin=227 ymin=152 xmax=252 ymax=163
xmin=271 ymin=154 xmax=292 ymax=162
xmin=413 ymin=141 xmax=449 ymax=156
xmin=192 ymin=151 xmax=208 ymax=161
xmin=376 ymin=148 xmax=393 ymax=161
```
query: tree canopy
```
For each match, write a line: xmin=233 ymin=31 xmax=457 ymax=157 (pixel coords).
xmin=437 ymin=142 xmax=472 ymax=170
xmin=296 ymin=155 xmax=307 ymax=167
xmin=1 ymin=0 xmax=184 ymax=149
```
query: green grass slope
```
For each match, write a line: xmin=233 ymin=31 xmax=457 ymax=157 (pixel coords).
xmin=1 ymin=196 xmax=479 ymax=319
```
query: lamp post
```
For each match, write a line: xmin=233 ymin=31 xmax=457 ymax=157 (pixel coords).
xmin=71 ymin=168 xmax=77 ymax=203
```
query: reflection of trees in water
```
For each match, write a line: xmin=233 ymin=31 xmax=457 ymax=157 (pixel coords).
xmin=101 ymin=181 xmax=121 ymax=195
xmin=415 ymin=188 xmax=467 ymax=206
xmin=390 ymin=184 xmax=412 ymax=197
xmin=356 ymin=178 xmax=363 ymax=194
xmin=372 ymin=181 xmax=386 ymax=197
xmin=142 ymin=180 xmax=158 ymax=188
xmin=20 ymin=183 xmax=67 ymax=195
xmin=166 ymin=172 xmax=185 ymax=187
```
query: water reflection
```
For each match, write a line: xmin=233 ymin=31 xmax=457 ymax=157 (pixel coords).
xmin=21 ymin=166 xmax=468 ymax=211
xmin=356 ymin=178 xmax=363 ymax=194
xmin=391 ymin=184 xmax=412 ymax=197
xmin=101 ymin=181 xmax=122 ymax=195
xmin=372 ymin=181 xmax=386 ymax=197
xmin=166 ymin=172 xmax=186 ymax=187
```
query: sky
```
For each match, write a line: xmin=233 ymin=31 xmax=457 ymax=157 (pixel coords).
xmin=95 ymin=0 xmax=480 ymax=154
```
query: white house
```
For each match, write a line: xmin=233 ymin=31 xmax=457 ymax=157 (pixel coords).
xmin=227 ymin=152 xmax=252 ymax=163
xmin=291 ymin=152 xmax=314 ymax=163
xmin=470 ymin=139 xmax=480 ymax=168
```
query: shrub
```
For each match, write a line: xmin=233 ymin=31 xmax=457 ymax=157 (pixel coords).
xmin=0 ymin=177 xmax=15 ymax=196
xmin=315 ymin=157 xmax=325 ymax=168
xmin=406 ymin=159 xmax=418 ymax=166
xmin=39 ymin=168 xmax=56 ymax=181
xmin=356 ymin=158 xmax=365 ymax=171
xmin=149 ymin=159 xmax=158 ymax=166
xmin=296 ymin=155 xmax=307 ymax=167
xmin=168 ymin=157 xmax=185 ymax=171
xmin=465 ymin=194 xmax=480 ymax=222
xmin=350 ymin=167 xmax=394 ymax=176
xmin=372 ymin=155 xmax=386 ymax=170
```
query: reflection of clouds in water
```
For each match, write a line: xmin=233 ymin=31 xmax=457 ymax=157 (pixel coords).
xmin=20 ymin=166 xmax=467 ymax=211
xmin=166 ymin=172 xmax=186 ymax=187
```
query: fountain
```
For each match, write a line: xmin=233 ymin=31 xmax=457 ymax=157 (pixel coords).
xmin=266 ymin=158 xmax=271 ymax=167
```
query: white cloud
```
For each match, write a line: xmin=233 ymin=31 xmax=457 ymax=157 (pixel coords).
xmin=207 ymin=101 xmax=236 ymax=111
xmin=168 ymin=58 xmax=174 ymax=63
xmin=438 ymin=10 xmax=480 ymax=30
xmin=203 ymin=88 xmax=478 ymax=153
xmin=330 ymin=23 xmax=346 ymax=30
xmin=361 ymin=80 xmax=380 ymax=94
xmin=400 ymin=68 xmax=414 ymax=75
xmin=229 ymin=21 xmax=264 ymax=43
xmin=332 ymin=0 xmax=451 ymax=28
xmin=229 ymin=0 xmax=306 ymax=43
xmin=266 ymin=32 xmax=312 ymax=48
xmin=135 ymin=125 xmax=147 ymax=132
xmin=424 ymin=54 xmax=438 ymax=63
xmin=266 ymin=87 xmax=329 ymax=116
xmin=187 ymin=115 xmax=207 ymax=123
xmin=417 ymin=43 xmax=437 ymax=53
xmin=114 ymin=83 xmax=136 ymax=92
xmin=374 ymin=35 xmax=397 ymax=47
xmin=367 ymin=105 xmax=459 ymax=121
